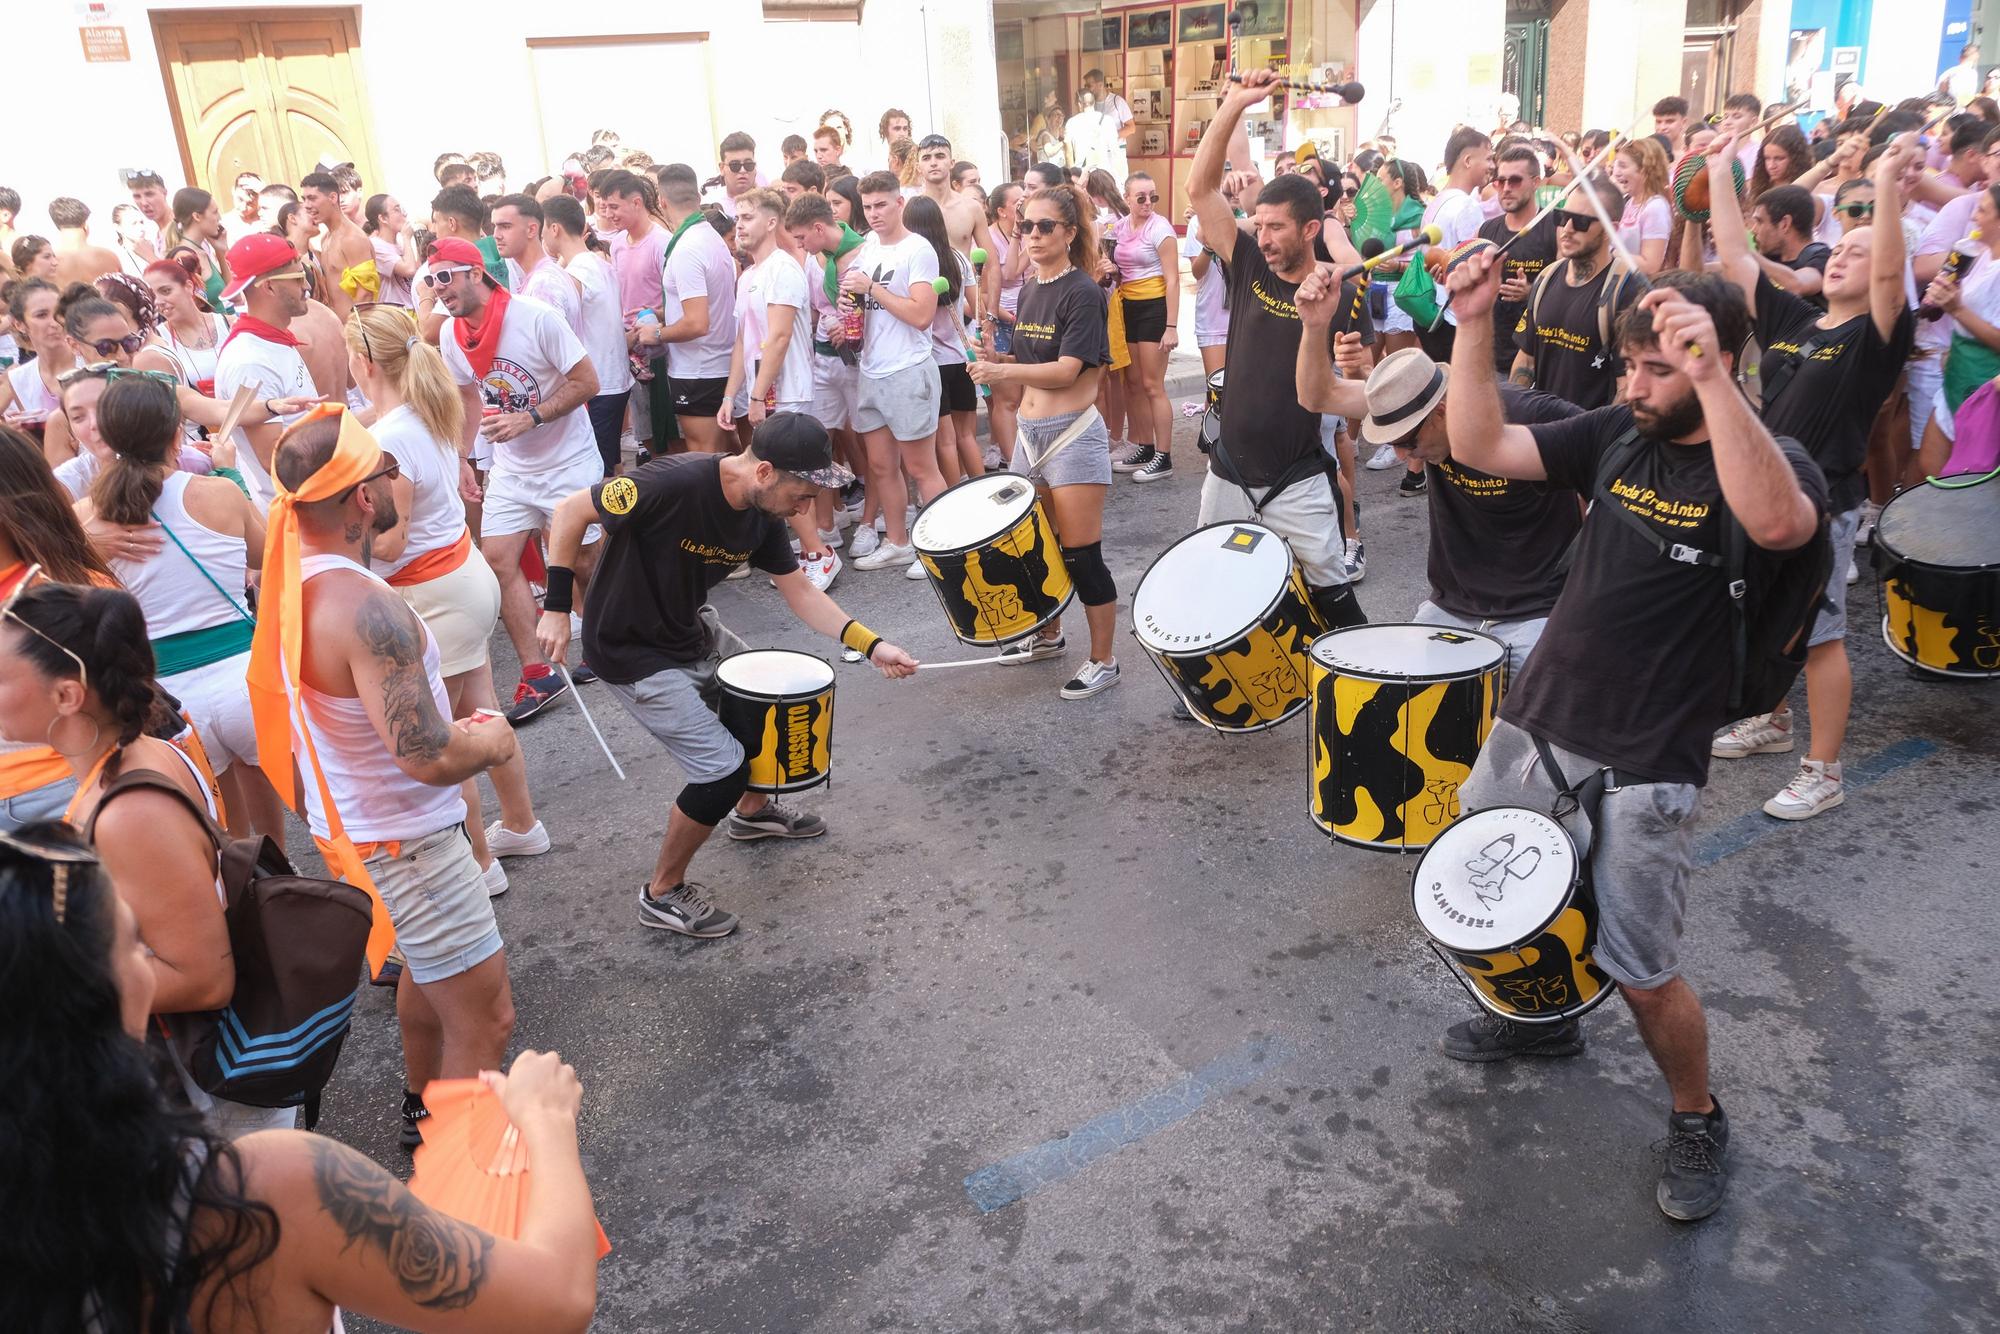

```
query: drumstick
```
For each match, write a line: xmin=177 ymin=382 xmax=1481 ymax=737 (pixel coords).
xmin=553 ymin=663 xmax=626 ymax=780
xmin=1492 ymin=131 xmax=1625 ymax=258
xmin=212 ymin=383 xmax=260 ymax=448
xmin=914 ymin=655 xmax=1008 ymax=670
xmin=1551 ymin=138 xmax=1702 ymax=358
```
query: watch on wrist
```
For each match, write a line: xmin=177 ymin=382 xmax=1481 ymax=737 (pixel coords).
xmin=529 ymin=406 xmax=544 ymax=427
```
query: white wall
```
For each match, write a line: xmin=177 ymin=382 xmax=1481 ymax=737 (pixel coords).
xmin=1353 ymin=0 xmax=1506 ymax=169
xmin=1865 ymin=0 xmax=1948 ymax=100
xmin=1577 ymin=0 xmax=1686 ymax=137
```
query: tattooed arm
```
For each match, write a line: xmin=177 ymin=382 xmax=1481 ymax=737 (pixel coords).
xmin=349 ymin=589 xmax=517 ymax=786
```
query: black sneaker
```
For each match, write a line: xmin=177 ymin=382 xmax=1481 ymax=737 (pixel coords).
xmin=1658 ymin=1100 xmax=1730 ymax=1221
xmin=725 ymin=798 xmax=827 ymax=841
xmin=1131 ymin=451 xmax=1175 ymax=483
xmin=505 ymin=671 xmax=570 ymax=723
xmin=1398 ymin=470 xmax=1427 ymax=498
xmin=1439 ymin=1012 xmax=1585 ymax=1063
xmin=997 ymin=633 xmax=1066 ymax=664
xmin=1111 ymin=442 xmax=1156 ymax=474
xmin=569 ymin=660 xmax=599 ymax=685
xmin=398 ymin=1088 xmax=428 ymax=1152
xmin=637 ymin=881 xmax=739 ymax=938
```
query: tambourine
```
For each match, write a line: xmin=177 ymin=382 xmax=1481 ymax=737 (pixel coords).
xmin=1672 ymin=151 xmax=1746 ymax=223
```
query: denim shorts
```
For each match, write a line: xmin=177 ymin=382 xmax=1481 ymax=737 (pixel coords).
xmin=1807 ymin=505 xmax=1862 ymax=648
xmin=0 ymin=775 xmax=79 ymax=832
xmin=364 ymin=825 xmax=502 ymax=984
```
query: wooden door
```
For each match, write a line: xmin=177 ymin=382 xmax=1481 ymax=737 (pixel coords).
xmin=154 ymin=11 xmax=379 ymax=194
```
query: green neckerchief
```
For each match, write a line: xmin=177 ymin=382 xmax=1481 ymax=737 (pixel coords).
xmin=474 ymin=235 xmax=508 ymax=286
xmin=1390 ymin=198 xmax=1426 ymax=233
xmin=821 ymin=223 xmax=867 ymax=305
xmin=661 ymin=210 xmax=707 ymax=271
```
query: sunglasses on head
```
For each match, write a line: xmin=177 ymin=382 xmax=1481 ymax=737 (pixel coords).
xmin=1837 ymin=201 xmax=1876 ymax=219
xmin=73 ymin=332 xmax=147 ymax=358
xmin=55 ymin=361 xmax=176 ymax=388
xmin=1553 ymin=210 xmax=1599 ymax=231
xmin=422 ymin=266 xmax=474 ymax=289
xmin=1022 ymin=217 xmax=1067 ymax=236
xmin=1 ymin=566 xmax=90 ymax=698
xmin=724 ymin=159 xmax=756 ymax=173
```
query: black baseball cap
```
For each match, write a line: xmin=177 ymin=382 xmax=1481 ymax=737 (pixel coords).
xmin=752 ymin=412 xmax=854 ymax=489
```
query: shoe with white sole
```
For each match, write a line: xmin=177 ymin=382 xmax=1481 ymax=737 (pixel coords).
xmin=848 ymin=524 xmax=880 ymax=558
xmin=852 ymin=540 xmax=915 ymax=571
xmin=479 ymin=859 xmax=508 ymax=898
xmin=1367 ymin=443 xmax=1400 ymax=470
xmin=905 ymin=557 xmax=927 ymax=580
xmin=1763 ymin=759 xmax=1844 ymax=820
xmin=819 ymin=526 xmax=844 ymax=551
xmin=1060 ymin=658 xmax=1121 ymax=699
xmin=485 ymin=819 xmax=551 ymax=858
xmin=1711 ymin=714 xmax=1793 ymax=759
xmin=1343 ymin=537 xmax=1366 ymax=583
xmin=1846 ymin=558 xmax=1858 ymax=586
xmin=1112 ymin=442 xmax=1155 ymax=473
xmin=998 ymin=633 xmax=1066 ymax=664
xmin=806 ymin=550 xmax=841 ymax=591
xmin=983 ymin=444 xmax=1004 ymax=470
xmin=1131 ymin=451 xmax=1174 ymax=482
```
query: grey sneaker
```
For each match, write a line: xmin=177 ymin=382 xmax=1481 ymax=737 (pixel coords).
xmin=1658 ymin=1100 xmax=1730 ymax=1221
xmin=1059 ymin=658 xmax=1121 ymax=699
xmin=998 ymin=633 xmax=1066 ymax=664
xmin=1439 ymin=1012 xmax=1585 ymax=1062
xmin=637 ymin=881 xmax=738 ymax=938
xmin=726 ymin=798 xmax=828 ymax=841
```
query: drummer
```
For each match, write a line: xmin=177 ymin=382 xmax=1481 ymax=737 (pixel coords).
xmin=535 ymin=413 xmax=917 ymax=939
xmin=967 ymin=182 xmax=1121 ymax=700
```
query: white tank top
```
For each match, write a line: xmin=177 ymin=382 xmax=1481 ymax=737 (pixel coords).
xmin=161 ymin=314 xmax=228 ymax=391
xmin=6 ymin=356 xmax=71 ymax=420
xmin=112 ymin=473 xmax=251 ymax=639
xmin=295 ymin=553 xmax=467 ymax=842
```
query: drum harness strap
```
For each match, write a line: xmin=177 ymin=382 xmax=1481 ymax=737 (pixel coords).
xmin=1022 ymin=403 xmax=1103 ymax=475
xmin=1205 ymin=419 xmax=1332 ymax=518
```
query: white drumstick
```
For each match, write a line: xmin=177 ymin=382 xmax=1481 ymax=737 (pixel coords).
xmin=554 ymin=663 xmax=626 ymax=780
xmin=915 ymin=655 xmax=1008 ymax=670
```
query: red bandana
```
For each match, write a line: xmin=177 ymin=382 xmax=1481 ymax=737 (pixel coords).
xmin=452 ymin=283 xmax=512 ymax=380
xmin=219 ymin=314 xmax=300 ymax=355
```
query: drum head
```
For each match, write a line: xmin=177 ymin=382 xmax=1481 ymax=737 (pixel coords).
xmin=1309 ymin=624 xmax=1505 ymax=680
xmin=1132 ymin=522 xmax=1291 ymax=651
xmin=1877 ymin=474 xmax=2000 ymax=569
xmin=912 ymin=475 xmax=1038 ymax=555
xmin=1413 ymin=807 xmax=1578 ymax=951
xmin=716 ymin=649 xmax=835 ymax=697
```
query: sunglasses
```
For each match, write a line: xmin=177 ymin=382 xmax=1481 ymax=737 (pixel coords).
xmin=1022 ymin=217 xmax=1068 ymax=235
xmin=336 ymin=456 xmax=401 ymax=503
xmin=1495 ymin=174 xmax=1533 ymax=187
xmin=351 ymin=302 xmax=418 ymax=362
xmin=1553 ymin=210 xmax=1599 ymax=231
xmin=55 ymin=361 xmax=177 ymax=388
xmin=1 ymin=565 xmax=89 ymax=699
xmin=724 ymin=159 xmax=756 ymax=173
xmin=1341 ymin=185 xmax=1359 ymax=198
xmin=422 ymin=266 xmax=474 ymax=289
xmin=1837 ymin=202 xmax=1876 ymax=219
xmin=74 ymin=332 xmax=147 ymax=358
xmin=1131 ymin=192 xmax=1158 ymax=203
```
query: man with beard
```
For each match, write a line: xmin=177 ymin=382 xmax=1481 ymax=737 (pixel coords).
xmin=1441 ymin=254 xmax=1828 ymax=1222
xmin=214 ymin=233 xmax=321 ymax=508
xmin=1510 ymin=173 xmax=1647 ymax=408
xmin=1478 ymin=142 xmax=1558 ymax=375
xmin=534 ymin=414 xmax=917 ymax=939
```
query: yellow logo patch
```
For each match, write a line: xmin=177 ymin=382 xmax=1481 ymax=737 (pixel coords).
xmin=600 ymin=477 xmax=638 ymax=515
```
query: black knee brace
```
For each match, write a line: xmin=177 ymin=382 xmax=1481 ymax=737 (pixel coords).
xmin=1310 ymin=581 xmax=1367 ymax=630
xmin=676 ymin=754 xmax=751 ymax=826
xmin=1062 ymin=541 xmax=1117 ymax=607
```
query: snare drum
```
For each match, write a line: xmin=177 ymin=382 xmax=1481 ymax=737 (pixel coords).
xmin=1412 ymin=806 xmax=1613 ymax=1024
xmin=1131 ymin=521 xmax=1323 ymax=731
xmin=1308 ymin=625 xmax=1505 ymax=850
xmin=714 ymin=649 xmax=835 ymax=794
xmin=1875 ymin=473 xmax=2000 ymax=678
xmin=912 ymin=474 xmax=1074 ymax=645
xmin=1198 ymin=369 xmax=1223 ymax=454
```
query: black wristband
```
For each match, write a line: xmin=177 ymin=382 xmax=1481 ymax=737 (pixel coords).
xmin=529 ymin=406 xmax=545 ymax=427
xmin=543 ymin=565 xmax=577 ymax=614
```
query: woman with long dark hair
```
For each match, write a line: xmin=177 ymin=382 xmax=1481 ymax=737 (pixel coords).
xmin=1751 ymin=123 xmax=1812 ymax=198
xmin=363 ymin=193 xmax=419 ymax=306
xmin=904 ymin=195 xmax=983 ymax=483
xmin=165 ymin=188 xmax=232 ymax=315
xmin=0 ymin=277 xmax=78 ymax=449
xmin=828 ymin=174 xmax=869 ymax=234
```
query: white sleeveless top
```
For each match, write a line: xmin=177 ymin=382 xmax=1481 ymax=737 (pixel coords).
xmin=161 ymin=314 xmax=228 ymax=390
xmin=112 ymin=473 xmax=251 ymax=640
xmin=371 ymin=405 xmax=468 ymax=577
xmin=7 ymin=356 xmax=72 ymax=420
xmin=295 ymin=553 xmax=467 ymax=842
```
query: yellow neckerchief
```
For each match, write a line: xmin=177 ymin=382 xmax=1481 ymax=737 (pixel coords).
xmin=338 ymin=258 xmax=381 ymax=301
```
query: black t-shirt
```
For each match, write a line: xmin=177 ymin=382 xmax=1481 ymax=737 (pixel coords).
xmin=581 ymin=454 xmax=800 ymax=681
xmin=1785 ymin=241 xmax=1832 ymax=274
xmin=1012 ymin=267 xmax=1109 ymax=368
xmin=1479 ymin=212 xmax=1558 ymax=374
xmin=1425 ymin=385 xmax=1583 ymax=620
xmin=1753 ymin=274 xmax=1914 ymax=514
xmin=1507 ymin=404 xmax=1828 ymax=786
xmin=1513 ymin=258 xmax=1647 ymax=410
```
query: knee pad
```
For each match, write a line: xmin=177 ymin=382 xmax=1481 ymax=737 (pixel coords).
xmin=1310 ymin=582 xmax=1367 ymax=630
xmin=1062 ymin=541 xmax=1117 ymax=607
xmin=675 ymin=754 xmax=751 ymax=826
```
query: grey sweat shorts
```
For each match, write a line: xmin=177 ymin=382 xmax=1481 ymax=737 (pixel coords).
xmin=1011 ymin=406 xmax=1113 ymax=489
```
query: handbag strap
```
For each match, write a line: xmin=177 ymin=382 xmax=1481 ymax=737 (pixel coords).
xmin=151 ymin=507 xmax=255 ymax=624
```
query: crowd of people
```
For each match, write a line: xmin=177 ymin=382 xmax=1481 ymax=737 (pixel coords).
xmin=3 ymin=54 xmax=1995 ymax=1329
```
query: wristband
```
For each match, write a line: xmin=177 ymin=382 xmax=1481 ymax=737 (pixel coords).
xmin=529 ymin=406 xmax=544 ymax=427
xmin=839 ymin=618 xmax=883 ymax=660
xmin=543 ymin=565 xmax=577 ymax=614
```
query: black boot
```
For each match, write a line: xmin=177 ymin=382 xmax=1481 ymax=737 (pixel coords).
xmin=399 ymin=1087 xmax=429 ymax=1152
xmin=1309 ymin=582 xmax=1367 ymax=629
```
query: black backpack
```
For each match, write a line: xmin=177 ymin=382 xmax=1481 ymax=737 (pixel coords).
xmin=87 ymin=768 xmax=372 ymax=1128
xmin=1587 ymin=427 xmax=1832 ymax=717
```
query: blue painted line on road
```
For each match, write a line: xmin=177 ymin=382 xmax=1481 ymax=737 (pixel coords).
xmin=1694 ymin=737 xmax=1938 ymax=867
xmin=963 ymin=1034 xmax=1294 ymax=1214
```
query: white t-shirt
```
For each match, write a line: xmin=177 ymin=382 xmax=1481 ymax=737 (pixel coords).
xmin=371 ymin=404 xmax=467 ymax=577
xmin=736 ymin=249 xmax=815 ymax=407
xmin=1097 ymin=92 xmax=1134 ymax=177
xmin=213 ymin=332 xmax=317 ymax=509
xmin=1182 ymin=213 xmax=1230 ymax=345
xmin=439 ymin=294 xmax=598 ymax=476
xmin=1112 ymin=211 xmax=1176 ymax=283
xmin=851 ymin=230 xmax=941 ymax=377
xmin=661 ymin=221 xmax=739 ymax=380
xmin=1424 ymin=188 xmax=1487 ymax=326
xmin=371 ymin=235 xmax=413 ymax=306
xmin=565 ymin=250 xmax=634 ymax=395
xmin=1617 ymin=194 xmax=1672 ymax=262
xmin=519 ymin=257 xmax=583 ymax=343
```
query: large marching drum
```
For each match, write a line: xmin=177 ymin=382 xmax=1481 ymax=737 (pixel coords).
xmin=1874 ymin=472 xmax=2000 ymax=678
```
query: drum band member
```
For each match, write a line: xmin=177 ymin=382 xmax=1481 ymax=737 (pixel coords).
xmin=536 ymin=413 xmax=916 ymax=939
xmin=969 ymin=183 xmax=1121 ymax=699
xmin=1442 ymin=255 xmax=1829 ymax=1222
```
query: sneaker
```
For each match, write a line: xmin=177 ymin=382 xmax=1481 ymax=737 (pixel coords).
xmin=1439 ymin=1012 xmax=1585 ymax=1063
xmin=1846 ymin=557 xmax=1859 ymax=586
xmin=1657 ymin=1100 xmax=1730 ymax=1221
xmin=568 ymin=660 xmax=598 ymax=685
xmin=726 ymin=798 xmax=828 ymax=841
xmin=1060 ymin=658 xmax=1121 ymax=699
xmin=726 ymin=562 xmax=753 ymax=580
xmin=807 ymin=550 xmax=842 ymax=592
xmin=1855 ymin=500 xmax=1880 ymax=547
xmin=1112 ymin=442 xmax=1156 ymax=473
xmin=505 ymin=671 xmax=570 ymax=723
xmin=370 ymin=952 xmax=405 ymax=988
xmin=399 ymin=1089 xmax=428 ymax=1151
xmin=479 ymin=859 xmax=509 ymax=898
xmin=1398 ymin=470 xmax=1427 ymax=498
xmin=1711 ymin=712 xmax=1793 ymax=759
xmin=485 ymin=819 xmax=551 ymax=858
xmin=1343 ymin=536 xmax=1367 ymax=583
xmin=983 ymin=444 xmax=1003 ymax=470
xmin=998 ymin=633 xmax=1066 ymax=664
xmin=1366 ymin=442 xmax=1400 ymax=470
xmin=905 ymin=557 xmax=927 ymax=580
xmin=1763 ymin=759 xmax=1844 ymax=820
xmin=637 ymin=881 xmax=739 ymax=938
xmin=849 ymin=524 xmax=880 ymax=558
xmin=819 ymin=525 xmax=844 ymax=551
xmin=1131 ymin=451 xmax=1174 ymax=483
xmin=851 ymin=540 xmax=915 ymax=571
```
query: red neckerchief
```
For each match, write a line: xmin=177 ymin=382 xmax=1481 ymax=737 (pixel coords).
xmin=452 ymin=283 xmax=512 ymax=379
xmin=219 ymin=314 xmax=300 ymax=354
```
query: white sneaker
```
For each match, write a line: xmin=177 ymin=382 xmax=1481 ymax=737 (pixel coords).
xmin=852 ymin=540 xmax=915 ymax=571
xmin=480 ymin=859 xmax=509 ymax=898
xmin=1343 ymin=537 xmax=1367 ymax=583
xmin=485 ymin=819 xmax=551 ymax=857
xmin=849 ymin=524 xmax=880 ymax=558
xmin=1059 ymin=657 xmax=1121 ymax=699
xmin=806 ymin=550 xmax=841 ymax=591
xmin=905 ymin=556 xmax=927 ymax=580
xmin=569 ymin=612 xmax=583 ymax=641
xmin=1764 ymin=760 xmax=1845 ymax=820
xmin=1366 ymin=443 xmax=1400 ymax=470
xmin=1108 ymin=438 xmax=1135 ymax=464
xmin=820 ymin=526 xmax=844 ymax=551
xmin=1856 ymin=501 xmax=1880 ymax=547
xmin=1711 ymin=713 xmax=1794 ymax=759
xmin=1846 ymin=558 xmax=1859 ymax=586
xmin=726 ymin=562 xmax=753 ymax=580
xmin=983 ymin=444 xmax=1003 ymax=470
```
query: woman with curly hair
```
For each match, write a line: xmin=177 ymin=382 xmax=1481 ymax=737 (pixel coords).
xmin=1610 ymin=135 xmax=1673 ymax=275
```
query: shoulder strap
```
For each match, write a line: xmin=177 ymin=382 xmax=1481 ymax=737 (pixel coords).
xmin=85 ymin=763 xmax=225 ymax=851
xmin=1757 ymin=322 xmax=1839 ymax=408
xmin=151 ymin=506 xmax=255 ymax=624
xmin=1589 ymin=425 xmax=1727 ymax=569
xmin=1526 ymin=259 xmax=1564 ymax=336
xmin=1595 ymin=255 xmax=1633 ymax=354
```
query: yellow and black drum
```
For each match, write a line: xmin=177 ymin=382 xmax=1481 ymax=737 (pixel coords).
xmin=715 ymin=650 xmax=835 ymax=794
xmin=1412 ymin=806 xmax=1612 ymax=1024
xmin=1308 ymin=625 xmax=1505 ymax=850
xmin=1198 ymin=369 xmax=1224 ymax=453
xmin=1875 ymin=472 xmax=2000 ymax=678
xmin=912 ymin=474 xmax=1074 ymax=645
xmin=1131 ymin=521 xmax=1324 ymax=731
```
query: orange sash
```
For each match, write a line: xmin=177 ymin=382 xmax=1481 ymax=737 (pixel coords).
xmin=384 ymin=527 xmax=472 ymax=588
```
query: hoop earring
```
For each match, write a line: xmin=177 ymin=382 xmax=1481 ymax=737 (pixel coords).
xmin=46 ymin=711 xmax=102 ymax=759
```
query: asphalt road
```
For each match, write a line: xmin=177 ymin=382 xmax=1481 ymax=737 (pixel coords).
xmin=327 ymin=405 xmax=2000 ymax=1334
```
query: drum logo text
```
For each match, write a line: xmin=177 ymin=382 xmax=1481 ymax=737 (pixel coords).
xmin=785 ymin=704 xmax=813 ymax=776
xmin=1427 ymin=883 xmax=1495 ymax=932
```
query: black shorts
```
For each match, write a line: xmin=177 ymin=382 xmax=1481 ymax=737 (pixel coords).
xmin=670 ymin=375 xmax=728 ymax=417
xmin=1122 ymin=295 xmax=1168 ymax=344
xmin=937 ymin=361 xmax=978 ymax=415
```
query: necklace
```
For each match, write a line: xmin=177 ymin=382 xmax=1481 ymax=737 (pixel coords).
xmin=1035 ymin=263 xmax=1074 ymax=284
xmin=175 ymin=315 xmax=217 ymax=350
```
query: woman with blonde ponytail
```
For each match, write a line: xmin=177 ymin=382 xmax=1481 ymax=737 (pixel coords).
xmin=345 ymin=306 xmax=548 ymax=889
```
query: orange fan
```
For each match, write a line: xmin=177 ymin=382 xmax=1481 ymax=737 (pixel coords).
xmin=409 ymin=1080 xmax=611 ymax=1258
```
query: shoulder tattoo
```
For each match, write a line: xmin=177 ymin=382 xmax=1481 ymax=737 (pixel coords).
xmin=308 ymin=1137 xmax=493 ymax=1310
xmin=357 ymin=593 xmax=451 ymax=764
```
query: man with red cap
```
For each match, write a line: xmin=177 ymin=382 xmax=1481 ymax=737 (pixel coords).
xmin=213 ymin=232 xmax=320 ymax=508
xmin=428 ymin=235 xmax=604 ymax=722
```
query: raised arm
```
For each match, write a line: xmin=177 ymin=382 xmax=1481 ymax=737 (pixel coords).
xmin=1294 ymin=263 xmax=1368 ymax=418
xmin=1871 ymin=136 xmax=1916 ymax=340
xmin=1704 ymin=133 xmax=1761 ymax=309
xmin=1190 ymin=70 xmax=1281 ymax=259
xmin=1441 ymin=249 xmax=1549 ymax=479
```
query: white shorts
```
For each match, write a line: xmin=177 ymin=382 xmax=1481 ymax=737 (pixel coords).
xmin=1196 ymin=467 xmax=1348 ymax=588
xmin=480 ymin=450 xmax=604 ymax=543
xmin=812 ymin=354 xmax=860 ymax=430
xmin=163 ymin=649 xmax=258 ymax=773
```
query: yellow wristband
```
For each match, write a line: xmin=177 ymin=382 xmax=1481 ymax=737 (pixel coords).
xmin=839 ymin=619 xmax=882 ymax=659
